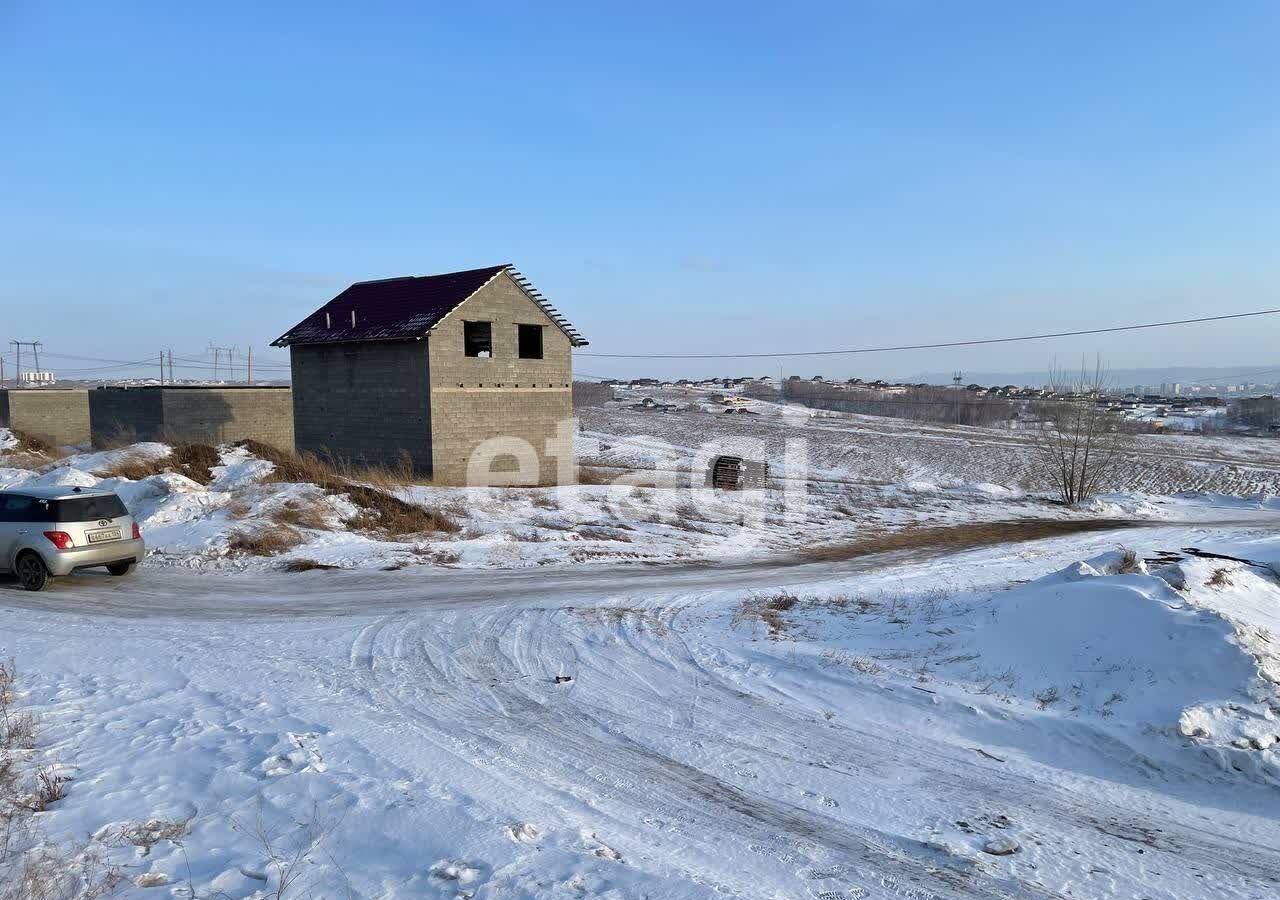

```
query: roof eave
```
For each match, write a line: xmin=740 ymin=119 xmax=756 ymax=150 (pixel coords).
xmin=271 ymin=334 xmax=427 ymax=349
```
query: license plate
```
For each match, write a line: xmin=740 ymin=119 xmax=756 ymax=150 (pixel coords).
xmin=87 ymin=529 xmax=122 ymax=544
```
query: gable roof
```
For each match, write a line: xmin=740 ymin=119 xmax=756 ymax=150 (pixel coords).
xmin=271 ymin=264 xmax=588 ymax=348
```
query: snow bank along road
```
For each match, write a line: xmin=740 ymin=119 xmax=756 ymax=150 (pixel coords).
xmin=3 ymin=515 xmax=1280 ymax=899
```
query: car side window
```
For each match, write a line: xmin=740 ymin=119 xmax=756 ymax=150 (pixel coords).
xmin=0 ymin=495 xmax=38 ymax=523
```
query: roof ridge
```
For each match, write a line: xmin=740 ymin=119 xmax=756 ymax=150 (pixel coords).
xmin=351 ymin=264 xmax=511 ymax=287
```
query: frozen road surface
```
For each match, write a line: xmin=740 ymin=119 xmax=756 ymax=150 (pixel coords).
xmin=3 ymin=516 xmax=1279 ymax=899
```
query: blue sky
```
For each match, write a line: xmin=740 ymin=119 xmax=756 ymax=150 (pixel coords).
xmin=1 ymin=1 xmax=1276 ymax=381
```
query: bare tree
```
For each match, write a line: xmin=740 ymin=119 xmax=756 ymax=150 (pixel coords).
xmin=1033 ymin=358 xmax=1129 ymax=505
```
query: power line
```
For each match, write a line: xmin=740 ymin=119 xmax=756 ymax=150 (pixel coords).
xmin=12 ymin=350 xmax=292 ymax=371
xmin=1183 ymin=366 xmax=1280 ymax=386
xmin=577 ymin=307 xmax=1280 ymax=360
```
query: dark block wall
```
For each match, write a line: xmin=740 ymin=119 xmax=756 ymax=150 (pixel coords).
xmin=290 ymin=341 xmax=432 ymax=471
xmin=89 ymin=387 xmax=293 ymax=450
xmin=89 ymin=388 xmax=165 ymax=444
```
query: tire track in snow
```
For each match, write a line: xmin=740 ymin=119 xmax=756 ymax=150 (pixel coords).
xmin=359 ymin=596 xmax=1280 ymax=897
xmin=349 ymin=606 xmax=1070 ymax=899
xmin=636 ymin=598 xmax=1280 ymax=892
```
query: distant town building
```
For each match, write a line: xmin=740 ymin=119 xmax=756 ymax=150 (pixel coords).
xmin=17 ymin=371 xmax=56 ymax=386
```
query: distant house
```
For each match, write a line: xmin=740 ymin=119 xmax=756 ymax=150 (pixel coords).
xmin=272 ymin=264 xmax=588 ymax=485
xmin=634 ymin=397 xmax=678 ymax=412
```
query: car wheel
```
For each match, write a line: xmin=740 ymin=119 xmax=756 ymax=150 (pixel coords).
xmin=107 ymin=562 xmax=136 ymax=577
xmin=15 ymin=552 xmax=50 ymax=592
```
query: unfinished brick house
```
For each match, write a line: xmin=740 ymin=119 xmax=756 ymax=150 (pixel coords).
xmin=272 ymin=264 xmax=588 ymax=485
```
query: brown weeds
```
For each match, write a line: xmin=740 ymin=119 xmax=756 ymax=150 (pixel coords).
xmin=1207 ymin=567 xmax=1234 ymax=588
xmin=9 ymin=431 xmax=55 ymax=456
xmin=731 ymin=591 xmax=800 ymax=639
xmin=98 ymin=443 xmax=219 ymax=485
xmin=281 ymin=559 xmax=342 ymax=573
xmin=228 ymin=527 xmax=304 ymax=556
xmin=269 ymin=499 xmax=332 ymax=531
xmin=236 ymin=441 xmax=457 ymax=537
xmin=802 ymin=518 xmax=1138 ymax=563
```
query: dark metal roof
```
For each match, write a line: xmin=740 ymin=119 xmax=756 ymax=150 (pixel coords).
xmin=271 ymin=264 xmax=588 ymax=348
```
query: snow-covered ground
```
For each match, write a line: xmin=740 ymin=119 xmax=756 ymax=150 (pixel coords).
xmin=3 ymin=519 xmax=1280 ymax=898
xmin=3 ymin=406 xmax=1280 ymax=898
xmin=0 ymin=424 xmax=1119 ymax=573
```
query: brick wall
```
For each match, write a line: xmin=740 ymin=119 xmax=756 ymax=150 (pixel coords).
xmin=426 ymin=271 xmax=575 ymax=485
xmin=162 ymin=388 xmax=294 ymax=450
xmin=89 ymin=387 xmax=293 ymax=450
xmin=290 ymin=341 xmax=432 ymax=470
xmin=88 ymin=388 xmax=164 ymax=444
xmin=1 ymin=390 xmax=91 ymax=447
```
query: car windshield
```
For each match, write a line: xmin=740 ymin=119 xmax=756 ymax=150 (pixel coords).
xmin=46 ymin=495 xmax=129 ymax=522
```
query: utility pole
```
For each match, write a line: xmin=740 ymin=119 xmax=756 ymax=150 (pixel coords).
xmin=207 ymin=344 xmax=236 ymax=383
xmin=160 ymin=352 xmax=166 ymax=385
xmin=168 ymin=349 xmax=174 ymax=384
xmin=10 ymin=340 xmax=42 ymax=385
xmin=246 ymin=345 xmax=253 ymax=384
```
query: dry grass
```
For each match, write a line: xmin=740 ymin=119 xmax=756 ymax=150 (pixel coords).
xmin=98 ymin=453 xmax=163 ymax=481
xmin=0 ymin=660 xmax=35 ymax=754
xmin=240 ymin=440 xmax=417 ymax=491
xmin=1207 ymin=567 xmax=1234 ymax=588
xmin=228 ymin=527 xmax=304 ymax=556
xmin=9 ymin=430 xmax=56 ymax=456
xmin=169 ymin=443 xmax=220 ymax=485
xmin=1 ymin=844 xmax=124 ymax=900
xmin=281 ymin=559 xmax=342 ymax=573
xmin=98 ymin=442 xmax=219 ymax=485
xmin=1034 ymin=686 xmax=1062 ymax=710
xmin=577 ymin=466 xmax=615 ymax=485
xmin=269 ymin=499 xmax=332 ymax=531
xmin=2 ymin=661 xmax=126 ymax=900
xmin=0 ymin=451 xmax=53 ymax=471
xmin=802 ymin=518 xmax=1138 ymax=564
xmin=575 ymin=525 xmax=633 ymax=543
xmin=31 ymin=767 xmax=67 ymax=811
xmin=345 ymin=490 xmax=459 ymax=537
xmin=111 ymin=817 xmax=190 ymax=850
xmin=821 ymin=649 xmax=883 ymax=675
xmin=237 ymin=441 xmax=457 ymax=538
xmin=1 ymin=431 xmax=61 ymax=471
xmin=731 ymin=591 xmax=800 ymax=639
xmin=410 ymin=548 xmax=462 ymax=566
xmin=1117 ymin=547 xmax=1143 ymax=574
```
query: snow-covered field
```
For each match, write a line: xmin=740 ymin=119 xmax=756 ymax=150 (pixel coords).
xmin=3 ymin=404 xmax=1280 ymax=898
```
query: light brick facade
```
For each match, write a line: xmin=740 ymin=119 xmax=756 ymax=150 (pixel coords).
xmin=425 ymin=272 xmax=573 ymax=485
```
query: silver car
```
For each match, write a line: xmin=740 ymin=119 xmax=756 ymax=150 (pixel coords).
xmin=0 ymin=486 xmax=146 ymax=591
